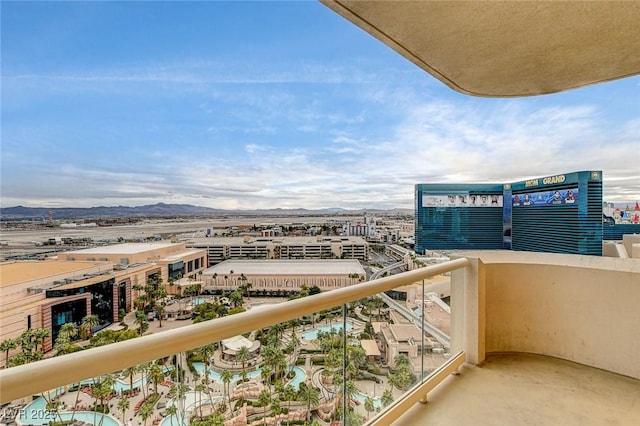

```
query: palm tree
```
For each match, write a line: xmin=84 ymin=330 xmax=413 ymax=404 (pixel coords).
xmin=138 ymin=362 xmax=152 ymax=399
xmin=256 ymin=389 xmax=271 ymax=425
xmin=0 ymin=338 xmax=19 ymax=367
xmin=139 ymin=402 xmax=153 ymax=426
xmin=32 ymin=328 xmax=50 ymax=352
xmin=149 ymin=363 xmax=164 ymax=395
xmin=168 ymin=276 xmax=175 ymax=294
xmin=117 ymin=396 xmax=130 ymax=422
xmin=286 ymin=334 xmax=299 ymax=355
xmin=221 ymin=369 xmax=233 ymax=412
xmin=19 ymin=329 xmax=36 ymax=355
xmin=348 ymin=345 xmax=367 ymax=377
xmin=44 ymin=396 xmax=63 ymax=423
xmin=263 ymin=344 xmax=286 ymax=381
xmin=394 ymin=353 xmax=410 ymax=369
xmin=91 ymin=375 xmax=114 ymax=412
xmin=297 ymin=382 xmax=320 ymax=424
xmin=337 ymin=379 xmax=358 ymax=412
xmin=155 ymin=304 xmax=166 ymax=328
xmin=134 ymin=311 xmax=147 ymax=336
xmin=271 ymin=398 xmax=281 ymax=424
xmin=53 ymin=335 xmax=74 ymax=355
xmin=239 ymin=273 xmax=250 ymax=298
xmin=281 ymin=385 xmax=297 ymax=420
xmin=257 ymin=388 xmax=271 ymax=407
xmin=240 ymin=368 xmax=249 ymax=386
xmin=82 ymin=315 xmax=100 ymax=338
xmin=123 ymin=366 xmax=137 ymax=393
xmin=198 ymin=344 xmax=215 ymax=384
xmin=345 ymin=410 xmax=364 ymax=426
xmin=59 ymin=323 xmax=79 ymax=340
xmin=364 ymin=396 xmax=375 ymax=420
xmin=209 ymin=412 xmax=225 ymax=426
xmin=381 ymin=389 xmax=394 ymax=408
xmin=236 ymin=346 xmax=250 ymax=375
xmin=229 ymin=290 xmax=243 ymax=308
xmin=168 ymin=383 xmax=189 ymax=426
xmin=194 ymin=383 xmax=206 ymax=418
xmin=270 ymin=323 xmax=285 ymax=342
xmin=261 ymin=364 xmax=272 ymax=392
xmin=165 ymin=405 xmax=177 ymax=426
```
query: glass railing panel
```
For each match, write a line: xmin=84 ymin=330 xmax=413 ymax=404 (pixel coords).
xmin=417 ymin=277 xmax=455 ymax=385
xmin=1 ymin=259 xmax=469 ymax=426
xmin=355 ymin=273 xmax=457 ymax=424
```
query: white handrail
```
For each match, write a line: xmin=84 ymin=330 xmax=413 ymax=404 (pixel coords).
xmin=0 ymin=258 xmax=468 ymax=403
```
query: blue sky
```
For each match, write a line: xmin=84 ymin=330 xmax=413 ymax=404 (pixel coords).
xmin=2 ymin=1 xmax=639 ymax=210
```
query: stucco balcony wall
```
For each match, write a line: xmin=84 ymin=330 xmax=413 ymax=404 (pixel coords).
xmin=455 ymin=251 xmax=640 ymax=379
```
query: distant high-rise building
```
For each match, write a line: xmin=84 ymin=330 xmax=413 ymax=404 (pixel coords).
xmin=415 ymin=171 xmax=603 ymax=256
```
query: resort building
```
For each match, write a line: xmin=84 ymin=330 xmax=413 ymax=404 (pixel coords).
xmin=201 ymin=259 xmax=366 ymax=294
xmin=220 ymin=335 xmax=261 ymax=365
xmin=0 ymin=260 xmax=154 ymax=362
xmin=186 ymin=236 xmax=368 ymax=266
xmin=416 ymin=171 xmax=603 ymax=256
xmin=58 ymin=242 xmax=207 ymax=283
xmin=0 ymin=242 xmax=207 ymax=364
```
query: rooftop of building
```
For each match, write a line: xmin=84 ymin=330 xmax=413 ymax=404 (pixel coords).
xmin=360 ymin=339 xmax=381 ymax=357
xmin=203 ymin=259 xmax=366 ymax=275
xmin=160 ymin=249 xmax=206 ymax=262
xmin=50 ymin=273 xmax=115 ymax=290
xmin=388 ymin=323 xmax=425 ymax=343
xmin=63 ymin=242 xmax=182 ymax=255
xmin=0 ymin=260 xmax=109 ymax=287
xmin=187 ymin=236 xmax=368 ymax=245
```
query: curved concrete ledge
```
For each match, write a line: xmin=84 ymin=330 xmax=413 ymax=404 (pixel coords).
xmin=454 ymin=251 xmax=640 ymax=379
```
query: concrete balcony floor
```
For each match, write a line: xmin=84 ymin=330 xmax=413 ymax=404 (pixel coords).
xmin=393 ymin=353 xmax=640 ymax=426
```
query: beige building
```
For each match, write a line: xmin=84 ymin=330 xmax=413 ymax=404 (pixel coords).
xmin=220 ymin=335 xmax=261 ymax=364
xmin=58 ymin=242 xmax=207 ymax=284
xmin=0 ymin=260 xmax=158 ymax=363
xmin=187 ymin=236 xmax=369 ymax=266
xmin=379 ymin=317 xmax=444 ymax=370
xmin=0 ymin=242 xmax=207 ymax=366
xmin=201 ymin=259 xmax=366 ymax=294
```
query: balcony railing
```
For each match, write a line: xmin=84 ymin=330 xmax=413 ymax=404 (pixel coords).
xmin=0 ymin=257 xmax=469 ymax=425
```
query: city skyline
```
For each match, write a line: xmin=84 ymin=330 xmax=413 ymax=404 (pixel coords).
xmin=2 ymin=1 xmax=639 ymax=210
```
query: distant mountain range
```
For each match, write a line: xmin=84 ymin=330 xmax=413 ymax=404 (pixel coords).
xmin=0 ymin=203 xmax=413 ymax=220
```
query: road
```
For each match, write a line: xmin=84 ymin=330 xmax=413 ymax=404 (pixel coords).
xmin=370 ymin=262 xmax=451 ymax=348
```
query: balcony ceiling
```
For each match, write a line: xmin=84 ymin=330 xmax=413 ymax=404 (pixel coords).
xmin=320 ymin=1 xmax=640 ymax=97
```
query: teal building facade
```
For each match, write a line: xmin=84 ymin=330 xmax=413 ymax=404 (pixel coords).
xmin=415 ymin=171 xmax=603 ymax=256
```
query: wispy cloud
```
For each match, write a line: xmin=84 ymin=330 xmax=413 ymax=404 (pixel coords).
xmin=2 ymin=1 xmax=638 ymax=210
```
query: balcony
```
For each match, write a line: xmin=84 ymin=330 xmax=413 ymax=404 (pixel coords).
xmin=1 ymin=252 xmax=638 ymax=425
xmin=393 ymin=352 xmax=640 ymax=426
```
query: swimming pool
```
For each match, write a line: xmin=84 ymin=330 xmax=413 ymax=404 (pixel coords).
xmin=18 ymin=396 xmax=120 ymax=426
xmin=190 ymin=297 xmax=208 ymax=306
xmin=78 ymin=366 xmax=174 ymax=393
xmin=191 ymin=364 xmax=306 ymax=390
xmin=160 ymin=392 xmax=223 ymax=426
xmin=353 ymin=391 xmax=382 ymax=409
xmin=302 ymin=322 xmax=354 ymax=340
xmin=285 ymin=366 xmax=306 ymax=390
xmin=191 ymin=363 xmax=261 ymax=383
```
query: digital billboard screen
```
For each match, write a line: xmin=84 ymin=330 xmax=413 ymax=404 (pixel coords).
xmin=512 ymin=188 xmax=579 ymax=207
xmin=423 ymin=193 xmax=503 ymax=207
